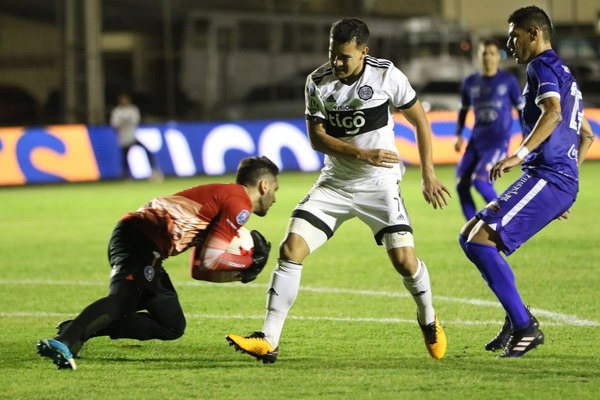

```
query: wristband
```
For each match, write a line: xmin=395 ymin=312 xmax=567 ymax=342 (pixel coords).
xmin=514 ymin=146 xmax=530 ymax=160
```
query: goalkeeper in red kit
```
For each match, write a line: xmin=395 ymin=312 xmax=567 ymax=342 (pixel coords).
xmin=36 ymin=156 xmax=279 ymax=370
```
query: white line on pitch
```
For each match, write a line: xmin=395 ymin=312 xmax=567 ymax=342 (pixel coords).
xmin=0 ymin=278 xmax=598 ymax=327
xmin=0 ymin=311 xmax=583 ymax=327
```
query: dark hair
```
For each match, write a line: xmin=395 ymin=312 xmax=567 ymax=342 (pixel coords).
xmin=235 ymin=156 xmax=279 ymax=186
xmin=480 ymin=38 xmax=500 ymax=49
xmin=330 ymin=18 xmax=369 ymax=46
xmin=508 ymin=5 xmax=553 ymax=41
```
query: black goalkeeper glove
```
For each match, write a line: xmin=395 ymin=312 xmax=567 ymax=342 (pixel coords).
xmin=240 ymin=230 xmax=271 ymax=283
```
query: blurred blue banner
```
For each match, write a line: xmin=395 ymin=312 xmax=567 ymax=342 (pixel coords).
xmin=1 ymin=111 xmax=599 ymax=186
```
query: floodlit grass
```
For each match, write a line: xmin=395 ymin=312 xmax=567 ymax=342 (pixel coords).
xmin=1 ymin=163 xmax=599 ymax=399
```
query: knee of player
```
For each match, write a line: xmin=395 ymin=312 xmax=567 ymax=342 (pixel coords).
xmin=473 ymin=177 xmax=493 ymax=191
xmin=163 ymin=320 xmax=186 ymax=340
xmin=279 ymin=233 xmax=310 ymax=263
xmin=456 ymin=178 xmax=471 ymax=192
xmin=460 ymin=217 xmax=478 ymax=238
xmin=390 ymin=253 xmax=419 ymax=276
xmin=384 ymin=234 xmax=418 ymax=274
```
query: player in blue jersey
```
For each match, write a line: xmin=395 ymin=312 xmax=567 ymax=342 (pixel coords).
xmin=459 ymin=6 xmax=595 ymax=358
xmin=455 ymin=39 xmax=523 ymax=220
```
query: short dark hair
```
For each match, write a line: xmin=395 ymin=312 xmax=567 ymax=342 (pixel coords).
xmin=508 ymin=5 xmax=553 ymax=41
xmin=330 ymin=18 xmax=369 ymax=47
xmin=235 ymin=156 xmax=279 ymax=186
xmin=480 ymin=38 xmax=500 ymax=49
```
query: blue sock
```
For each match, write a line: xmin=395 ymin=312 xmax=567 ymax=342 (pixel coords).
xmin=464 ymin=241 xmax=530 ymax=330
xmin=459 ymin=234 xmax=490 ymax=285
xmin=473 ymin=178 xmax=497 ymax=203
xmin=458 ymin=234 xmax=475 ymax=264
xmin=456 ymin=182 xmax=477 ymax=220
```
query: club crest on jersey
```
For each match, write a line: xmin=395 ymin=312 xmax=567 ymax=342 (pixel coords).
xmin=143 ymin=265 xmax=155 ymax=282
xmin=497 ymin=84 xmax=508 ymax=96
xmin=358 ymin=85 xmax=373 ymax=100
xmin=236 ymin=209 xmax=250 ymax=225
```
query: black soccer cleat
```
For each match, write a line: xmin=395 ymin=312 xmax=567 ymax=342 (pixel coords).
xmin=498 ymin=324 xmax=545 ymax=358
xmin=55 ymin=319 xmax=83 ymax=358
xmin=485 ymin=308 xmax=538 ymax=352
xmin=485 ymin=316 xmax=511 ymax=352
xmin=37 ymin=339 xmax=77 ymax=370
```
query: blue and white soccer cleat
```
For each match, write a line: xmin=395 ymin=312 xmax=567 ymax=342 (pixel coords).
xmin=37 ymin=338 xmax=77 ymax=370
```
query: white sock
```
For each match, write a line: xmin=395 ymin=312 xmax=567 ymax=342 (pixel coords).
xmin=261 ymin=259 xmax=302 ymax=347
xmin=402 ymin=259 xmax=435 ymax=325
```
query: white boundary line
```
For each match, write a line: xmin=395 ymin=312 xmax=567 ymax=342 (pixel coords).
xmin=1 ymin=279 xmax=598 ymax=327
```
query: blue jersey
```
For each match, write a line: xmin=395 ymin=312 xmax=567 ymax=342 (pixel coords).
xmin=521 ymin=50 xmax=583 ymax=196
xmin=460 ymin=70 xmax=522 ymax=148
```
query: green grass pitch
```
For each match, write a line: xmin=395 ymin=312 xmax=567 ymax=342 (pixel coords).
xmin=1 ymin=163 xmax=599 ymax=399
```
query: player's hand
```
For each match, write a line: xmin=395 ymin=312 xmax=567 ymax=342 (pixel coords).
xmin=454 ymin=136 xmax=464 ymax=153
xmin=358 ymin=149 xmax=401 ymax=168
xmin=489 ymin=155 xmax=521 ymax=182
xmin=240 ymin=230 xmax=271 ymax=283
xmin=422 ymin=175 xmax=451 ymax=209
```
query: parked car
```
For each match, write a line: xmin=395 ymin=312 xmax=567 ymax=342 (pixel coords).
xmin=216 ymin=71 xmax=308 ymax=121
xmin=417 ymin=79 xmax=462 ymax=112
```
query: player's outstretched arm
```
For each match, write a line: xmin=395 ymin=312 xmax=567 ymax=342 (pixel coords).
xmin=490 ymin=96 xmax=562 ymax=182
xmin=399 ymin=99 xmax=451 ymax=209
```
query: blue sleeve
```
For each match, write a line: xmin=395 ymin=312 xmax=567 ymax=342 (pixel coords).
xmin=460 ymin=77 xmax=471 ymax=109
xmin=530 ymin=60 xmax=560 ymax=103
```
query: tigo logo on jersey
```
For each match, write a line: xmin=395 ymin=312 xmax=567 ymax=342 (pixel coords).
xmin=328 ymin=111 xmax=366 ymax=135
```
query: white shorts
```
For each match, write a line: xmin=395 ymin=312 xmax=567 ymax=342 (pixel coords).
xmin=287 ymin=182 xmax=414 ymax=253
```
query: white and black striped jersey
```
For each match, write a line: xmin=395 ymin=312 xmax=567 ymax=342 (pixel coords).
xmin=305 ymin=55 xmax=417 ymax=189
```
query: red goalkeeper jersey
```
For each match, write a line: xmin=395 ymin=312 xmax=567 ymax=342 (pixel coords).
xmin=122 ymin=183 xmax=252 ymax=259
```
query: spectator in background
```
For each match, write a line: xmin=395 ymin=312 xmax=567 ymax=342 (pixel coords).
xmin=110 ymin=93 xmax=162 ymax=181
xmin=454 ymin=39 xmax=523 ymax=221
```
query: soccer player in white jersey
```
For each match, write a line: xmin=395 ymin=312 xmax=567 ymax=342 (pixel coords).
xmin=227 ymin=18 xmax=451 ymax=363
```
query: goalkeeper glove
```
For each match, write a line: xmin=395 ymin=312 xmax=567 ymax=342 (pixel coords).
xmin=240 ymin=230 xmax=271 ymax=283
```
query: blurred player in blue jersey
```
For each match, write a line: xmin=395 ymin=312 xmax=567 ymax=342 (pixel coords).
xmin=459 ymin=6 xmax=595 ymax=358
xmin=455 ymin=39 xmax=523 ymax=220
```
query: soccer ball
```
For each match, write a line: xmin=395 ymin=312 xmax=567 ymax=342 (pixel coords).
xmin=226 ymin=227 xmax=254 ymax=255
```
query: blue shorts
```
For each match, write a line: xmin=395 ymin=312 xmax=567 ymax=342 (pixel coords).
xmin=456 ymin=141 xmax=507 ymax=182
xmin=477 ymin=173 xmax=575 ymax=255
